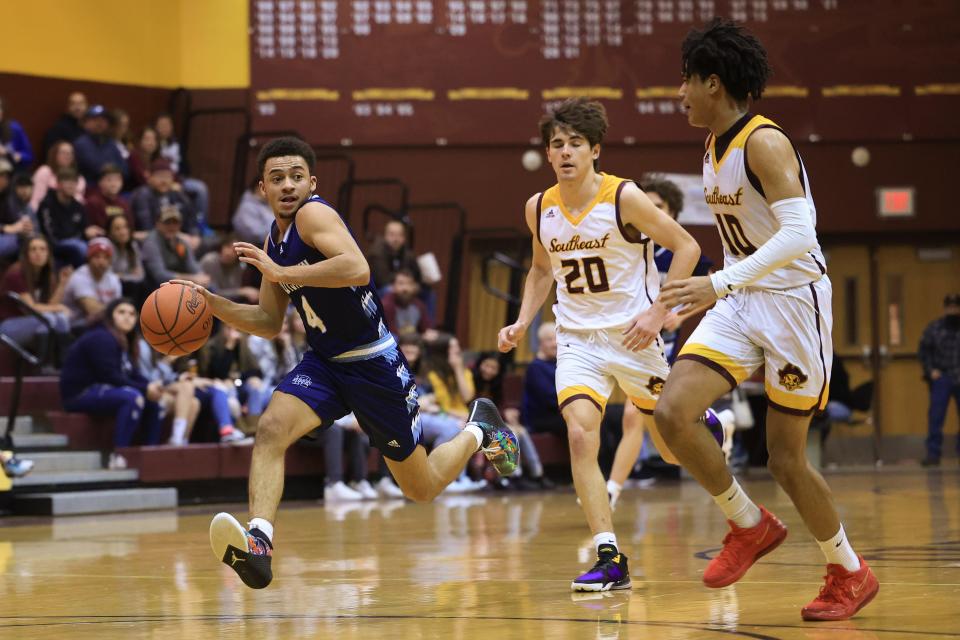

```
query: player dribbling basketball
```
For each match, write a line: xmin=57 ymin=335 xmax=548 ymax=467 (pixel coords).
xmin=173 ymin=137 xmax=519 ymax=589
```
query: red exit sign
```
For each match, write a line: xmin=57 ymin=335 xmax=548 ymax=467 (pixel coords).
xmin=877 ymin=187 xmax=915 ymax=218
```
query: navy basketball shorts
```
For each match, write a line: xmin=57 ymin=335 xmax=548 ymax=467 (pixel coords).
xmin=275 ymin=348 xmax=423 ymax=461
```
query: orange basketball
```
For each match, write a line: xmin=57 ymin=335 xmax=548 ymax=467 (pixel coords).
xmin=140 ymin=284 xmax=214 ymax=356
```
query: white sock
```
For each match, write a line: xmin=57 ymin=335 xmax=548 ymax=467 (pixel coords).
xmin=171 ymin=418 xmax=188 ymax=443
xmin=464 ymin=424 xmax=484 ymax=451
xmin=817 ymin=525 xmax=861 ymax=572
xmin=593 ymin=531 xmax=618 ymax=552
xmin=248 ymin=517 xmax=274 ymax=543
xmin=606 ymin=479 xmax=622 ymax=500
xmin=713 ymin=479 xmax=762 ymax=528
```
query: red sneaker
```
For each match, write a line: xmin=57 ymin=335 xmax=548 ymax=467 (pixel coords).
xmin=801 ymin=555 xmax=879 ymax=621
xmin=703 ymin=506 xmax=788 ymax=588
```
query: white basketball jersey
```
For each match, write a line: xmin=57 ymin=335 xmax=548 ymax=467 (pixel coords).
xmin=537 ymin=173 xmax=659 ymax=331
xmin=703 ymin=115 xmax=826 ymax=290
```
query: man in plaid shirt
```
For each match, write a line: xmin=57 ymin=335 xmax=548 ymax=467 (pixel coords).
xmin=919 ymin=293 xmax=960 ymax=466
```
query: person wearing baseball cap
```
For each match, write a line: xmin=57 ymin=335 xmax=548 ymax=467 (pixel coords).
xmin=919 ymin=293 xmax=960 ymax=466
xmin=61 ymin=236 xmax=122 ymax=322
xmin=73 ymin=104 xmax=128 ymax=184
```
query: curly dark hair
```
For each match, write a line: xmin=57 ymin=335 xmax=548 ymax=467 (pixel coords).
xmin=539 ymin=98 xmax=608 ymax=171
xmin=257 ymin=136 xmax=316 ymax=178
xmin=641 ymin=176 xmax=685 ymax=218
xmin=681 ymin=18 xmax=772 ymax=103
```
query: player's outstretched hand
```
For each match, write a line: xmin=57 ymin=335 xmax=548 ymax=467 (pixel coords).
xmin=660 ymin=276 xmax=718 ymax=314
xmin=497 ymin=321 xmax=527 ymax=353
xmin=234 ymin=242 xmax=283 ymax=282
xmin=622 ymin=306 xmax=666 ymax=352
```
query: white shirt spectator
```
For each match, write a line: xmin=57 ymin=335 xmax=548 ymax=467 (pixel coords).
xmin=62 ymin=264 xmax=122 ymax=319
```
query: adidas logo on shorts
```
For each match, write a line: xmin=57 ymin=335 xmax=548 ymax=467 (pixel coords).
xmin=387 ymin=440 xmax=400 ymax=447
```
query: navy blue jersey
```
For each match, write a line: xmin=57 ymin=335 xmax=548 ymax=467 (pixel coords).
xmin=266 ymin=195 xmax=393 ymax=361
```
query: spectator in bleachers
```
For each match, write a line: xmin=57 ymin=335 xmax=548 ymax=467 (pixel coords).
xmin=5 ymin=173 xmax=36 ymax=229
xmin=140 ymin=208 xmax=208 ymax=287
xmin=62 ymin=237 xmax=122 ymax=324
xmin=131 ymin=159 xmax=198 ymax=240
xmin=472 ymin=351 xmax=550 ymax=489
xmin=42 ymin=92 xmax=87 ymax=158
xmin=73 ymin=105 xmax=128 ymax=184
xmin=199 ymin=324 xmax=263 ymax=426
xmin=398 ymin=333 xmax=481 ymax=493
xmin=106 ymin=214 xmax=146 ymax=303
xmin=0 ymin=96 xmax=34 ymax=172
xmin=521 ymin=321 xmax=565 ymax=436
xmin=85 ymin=163 xmax=133 ymax=232
xmin=0 ymin=235 xmax=71 ymax=365
xmin=128 ymin=127 xmax=160 ymax=188
xmin=424 ymin=334 xmax=474 ymax=420
xmin=366 ymin=219 xmax=421 ymax=292
xmin=0 ymin=163 xmax=34 ymax=260
xmin=111 ymin=109 xmax=132 ymax=161
xmin=200 ymin=234 xmax=259 ymax=303
xmin=30 ymin=141 xmax=87 ymax=211
xmin=59 ymin=297 xmax=162 ymax=469
xmin=36 ymin=167 xmax=99 ymax=268
xmin=232 ymin=179 xmax=274 ymax=245
xmin=919 ymin=293 xmax=960 ymax=467
xmin=155 ymin=114 xmax=210 ymax=228
xmin=381 ymin=268 xmax=433 ymax=337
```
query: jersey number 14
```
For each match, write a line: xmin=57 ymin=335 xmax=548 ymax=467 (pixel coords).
xmin=300 ymin=298 xmax=327 ymax=333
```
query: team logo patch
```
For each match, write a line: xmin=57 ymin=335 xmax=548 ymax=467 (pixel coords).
xmin=777 ymin=363 xmax=808 ymax=391
xmin=704 ymin=151 xmax=711 ymax=164
xmin=291 ymin=374 xmax=312 ymax=388
xmin=646 ymin=376 xmax=665 ymax=396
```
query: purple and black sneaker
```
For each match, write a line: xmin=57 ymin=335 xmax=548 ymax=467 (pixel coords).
xmin=571 ymin=544 xmax=631 ymax=592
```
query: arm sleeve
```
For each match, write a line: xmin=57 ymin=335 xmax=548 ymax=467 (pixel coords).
xmin=710 ymin=197 xmax=817 ymax=297
xmin=85 ymin=335 xmax=132 ymax=388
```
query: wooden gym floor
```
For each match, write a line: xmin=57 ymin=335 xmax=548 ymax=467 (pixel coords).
xmin=1 ymin=469 xmax=957 ymax=639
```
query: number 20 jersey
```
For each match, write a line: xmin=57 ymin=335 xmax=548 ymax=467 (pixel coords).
xmin=703 ymin=114 xmax=827 ymax=290
xmin=266 ymin=195 xmax=393 ymax=362
xmin=536 ymin=173 xmax=659 ymax=331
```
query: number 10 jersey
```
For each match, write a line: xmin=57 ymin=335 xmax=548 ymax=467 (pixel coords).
xmin=536 ymin=173 xmax=659 ymax=331
xmin=703 ymin=114 xmax=826 ymax=291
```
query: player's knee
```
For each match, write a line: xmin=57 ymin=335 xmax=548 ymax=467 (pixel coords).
xmin=399 ymin=481 xmax=434 ymax=503
xmin=255 ymin=412 xmax=289 ymax=449
xmin=766 ymin=451 xmax=805 ymax=483
xmin=566 ymin=423 xmax=594 ymax=458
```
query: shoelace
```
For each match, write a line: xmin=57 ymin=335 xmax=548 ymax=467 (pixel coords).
xmin=814 ymin=571 xmax=846 ymax=603
xmin=714 ymin=527 xmax=754 ymax=567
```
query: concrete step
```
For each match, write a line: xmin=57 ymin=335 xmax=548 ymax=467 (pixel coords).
xmin=0 ymin=415 xmax=34 ymax=433
xmin=25 ymin=451 xmax=102 ymax=473
xmin=14 ymin=488 xmax=178 ymax=516
xmin=13 ymin=432 xmax=69 ymax=450
xmin=12 ymin=469 xmax=139 ymax=488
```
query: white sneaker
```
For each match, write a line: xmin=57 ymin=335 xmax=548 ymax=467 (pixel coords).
xmin=108 ymin=453 xmax=127 ymax=470
xmin=350 ymin=479 xmax=378 ymax=500
xmin=324 ymin=480 xmax=364 ymax=502
xmin=375 ymin=477 xmax=405 ymax=499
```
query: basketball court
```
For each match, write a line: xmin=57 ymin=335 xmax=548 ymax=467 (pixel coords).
xmin=3 ymin=470 xmax=956 ymax=639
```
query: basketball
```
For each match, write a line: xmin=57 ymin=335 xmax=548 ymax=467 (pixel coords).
xmin=140 ymin=284 xmax=214 ymax=356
